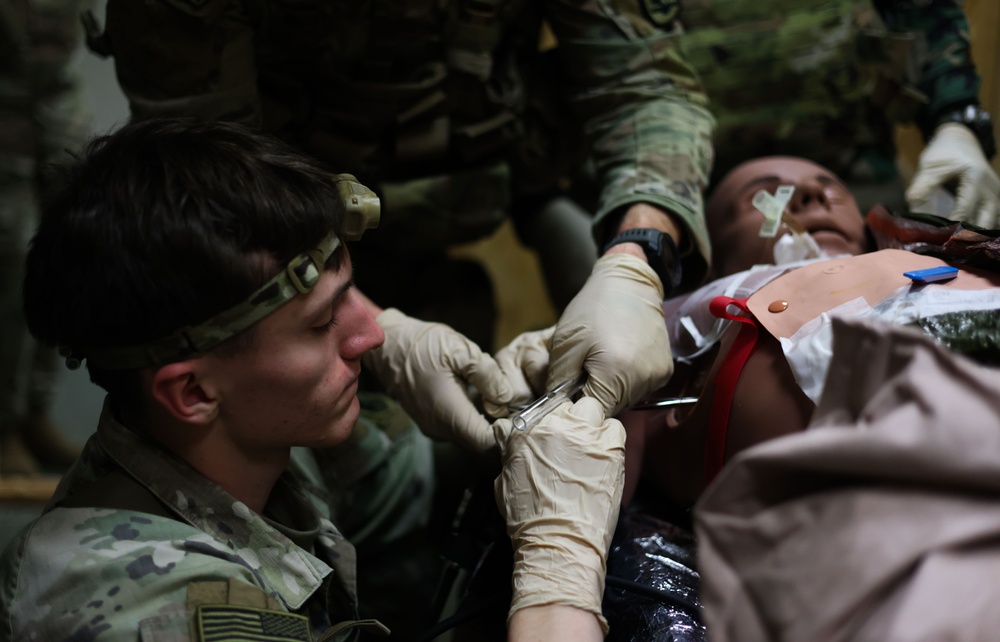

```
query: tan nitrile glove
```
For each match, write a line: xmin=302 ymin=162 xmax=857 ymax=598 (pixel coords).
xmin=483 ymin=326 xmax=553 ymax=419
xmin=548 ymin=253 xmax=673 ymax=417
xmin=906 ymin=122 xmax=1000 ymax=229
xmin=362 ymin=308 xmax=512 ymax=454
xmin=493 ymin=396 xmax=625 ymax=634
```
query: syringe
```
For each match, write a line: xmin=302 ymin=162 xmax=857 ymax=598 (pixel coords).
xmin=510 ymin=372 xmax=588 ymax=432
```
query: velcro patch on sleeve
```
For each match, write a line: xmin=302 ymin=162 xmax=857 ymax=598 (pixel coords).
xmin=196 ymin=605 xmax=312 ymax=641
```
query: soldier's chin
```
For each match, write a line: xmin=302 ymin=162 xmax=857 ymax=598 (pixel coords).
xmin=812 ymin=231 xmax=860 ymax=257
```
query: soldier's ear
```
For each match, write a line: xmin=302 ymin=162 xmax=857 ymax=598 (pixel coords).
xmin=150 ymin=360 xmax=219 ymax=425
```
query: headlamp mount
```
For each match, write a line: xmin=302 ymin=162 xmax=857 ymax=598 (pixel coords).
xmin=62 ymin=174 xmax=380 ymax=370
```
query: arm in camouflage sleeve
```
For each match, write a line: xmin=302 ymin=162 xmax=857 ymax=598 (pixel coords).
xmin=101 ymin=0 xmax=260 ymax=123
xmin=533 ymin=0 xmax=713 ymax=417
xmin=878 ymin=0 xmax=999 ymax=228
xmin=874 ymin=0 xmax=981 ymax=137
xmin=544 ymin=0 xmax=715 ymax=284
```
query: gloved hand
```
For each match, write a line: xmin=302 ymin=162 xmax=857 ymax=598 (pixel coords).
xmin=493 ymin=396 xmax=625 ymax=634
xmin=362 ymin=308 xmax=512 ymax=454
xmin=483 ymin=326 xmax=553 ymax=418
xmin=548 ymin=253 xmax=673 ymax=417
xmin=906 ymin=122 xmax=1000 ymax=229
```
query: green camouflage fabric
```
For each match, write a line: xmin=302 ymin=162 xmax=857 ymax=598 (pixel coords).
xmin=0 ymin=398 xmax=366 ymax=641
xmin=0 ymin=392 xmax=438 ymax=641
xmin=875 ymin=0 xmax=982 ymax=135
xmin=90 ymin=0 xmax=715 ymax=281
xmin=0 ymin=0 xmax=90 ymax=445
xmin=682 ymin=0 xmax=981 ymax=198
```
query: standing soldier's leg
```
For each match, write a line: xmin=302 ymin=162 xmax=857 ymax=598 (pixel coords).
xmin=22 ymin=0 xmax=93 ymax=468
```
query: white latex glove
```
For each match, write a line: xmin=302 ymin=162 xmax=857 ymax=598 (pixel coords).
xmin=906 ymin=122 xmax=1000 ymax=229
xmin=362 ymin=308 xmax=512 ymax=454
xmin=493 ymin=396 xmax=625 ymax=634
xmin=483 ymin=326 xmax=553 ymax=419
xmin=548 ymin=253 xmax=673 ymax=417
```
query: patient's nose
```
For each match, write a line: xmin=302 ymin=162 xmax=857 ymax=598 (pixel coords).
xmin=787 ymin=180 xmax=829 ymax=213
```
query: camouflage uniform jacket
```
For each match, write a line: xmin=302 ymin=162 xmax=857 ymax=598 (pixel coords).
xmin=681 ymin=0 xmax=982 ymax=184
xmin=0 ymin=398 xmax=368 ymax=642
xmin=90 ymin=0 xmax=715 ymax=279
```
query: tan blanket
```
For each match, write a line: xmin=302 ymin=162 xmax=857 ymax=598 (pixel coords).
xmin=695 ymin=317 xmax=1000 ymax=642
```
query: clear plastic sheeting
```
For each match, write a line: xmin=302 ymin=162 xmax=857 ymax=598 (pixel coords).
xmin=603 ymin=512 xmax=706 ymax=641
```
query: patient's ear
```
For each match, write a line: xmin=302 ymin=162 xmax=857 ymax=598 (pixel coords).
xmin=150 ymin=361 xmax=219 ymax=425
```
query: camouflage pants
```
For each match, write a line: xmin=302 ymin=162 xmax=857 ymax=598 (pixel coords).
xmin=0 ymin=0 xmax=91 ymax=434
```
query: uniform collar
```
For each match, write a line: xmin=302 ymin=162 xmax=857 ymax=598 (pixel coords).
xmin=84 ymin=397 xmax=338 ymax=610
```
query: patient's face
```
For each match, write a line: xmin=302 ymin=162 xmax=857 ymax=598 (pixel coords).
xmin=707 ymin=156 xmax=867 ymax=277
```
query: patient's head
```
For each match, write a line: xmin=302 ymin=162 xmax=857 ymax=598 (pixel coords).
xmin=707 ymin=156 xmax=868 ymax=277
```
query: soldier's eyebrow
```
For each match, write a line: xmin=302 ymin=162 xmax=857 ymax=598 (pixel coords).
xmin=306 ymin=269 xmax=355 ymax=325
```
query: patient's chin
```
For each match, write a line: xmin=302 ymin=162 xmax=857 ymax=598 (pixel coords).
xmin=812 ymin=231 xmax=861 ymax=257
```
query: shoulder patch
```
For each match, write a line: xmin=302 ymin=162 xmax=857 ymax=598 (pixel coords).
xmin=196 ymin=605 xmax=311 ymax=641
xmin=642 ymin=0 xmax=681 ymax=27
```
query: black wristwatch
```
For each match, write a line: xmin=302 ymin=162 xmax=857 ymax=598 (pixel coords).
xmin=603 ymin=228 xmax=683 ymax=296
xmin=936 ymin=104 xmax=996 ymax=160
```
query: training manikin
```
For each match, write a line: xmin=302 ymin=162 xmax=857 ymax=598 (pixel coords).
xmin=617 ymin=156 xmax=1000 ymax=506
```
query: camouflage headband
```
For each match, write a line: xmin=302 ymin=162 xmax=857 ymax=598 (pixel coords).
xmin=61 ymin=174 xmax=380 ymax=370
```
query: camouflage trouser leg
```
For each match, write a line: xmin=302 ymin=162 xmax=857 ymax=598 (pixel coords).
xmin=0 ymin=149 xmax=45 ymax=474
xmin=27 ymin=51 xmax=92 ymax=414
xmin=0 ymin=159 xmax=67 ymax=421
xmin=0 ymin=141 xmax=38 ymax=439
xmin=0 ymin=0 xmax=92 ymax=473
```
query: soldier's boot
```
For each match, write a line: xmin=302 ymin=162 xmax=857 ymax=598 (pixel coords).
xmin=0 ymin=425 xmax=39 ymax=476
xmin=20 ymin=411 xmax=81 ymax=469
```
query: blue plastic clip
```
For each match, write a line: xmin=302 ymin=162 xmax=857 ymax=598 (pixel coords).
xmin=904 ymin=266 xmax=959 ymax=283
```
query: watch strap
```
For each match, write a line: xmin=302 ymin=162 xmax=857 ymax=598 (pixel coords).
xmin=936 ymin=104 xmax=996 ymax=160
xmin=603 ymin=228 xmax=682 ymax=295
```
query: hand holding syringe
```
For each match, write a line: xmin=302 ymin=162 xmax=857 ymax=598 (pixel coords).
xmin=510 ymin=372 xmax=588 ymax=431
xmin=510 ymin=372 xmax=700 ymax=431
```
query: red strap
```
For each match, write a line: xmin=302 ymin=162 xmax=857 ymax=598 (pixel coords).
xmin=704 ymin=296 xmax=760 ymax=485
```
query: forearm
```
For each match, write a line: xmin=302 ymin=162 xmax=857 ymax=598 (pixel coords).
xmin=587 ymin=100 xmax=714 ymax=287
xmin=544 ymin=0 xmax=714 ymax=286
xmin=875 ymin=0 xmax=981 ymax=135
xmin=508 ymin=605 xmax=605 ymax=642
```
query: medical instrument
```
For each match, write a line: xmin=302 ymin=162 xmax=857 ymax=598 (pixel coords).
xmin=628 ymin=396 xmax=699 ymax=410
xmin=511 ymin=372 xmax=588 ymax=432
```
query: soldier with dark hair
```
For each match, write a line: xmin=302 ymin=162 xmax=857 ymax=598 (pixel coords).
xmin=0 ymin=119 xmax=628 ymax=641
xmin=83 ymin=0 xmax=715 ymax=427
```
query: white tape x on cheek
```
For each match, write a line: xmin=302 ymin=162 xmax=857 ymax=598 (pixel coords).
xmin=752 ymin=185 xmax=794 ymax=238
xmin=752 ymin=185 xmax=826 ymax=264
